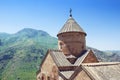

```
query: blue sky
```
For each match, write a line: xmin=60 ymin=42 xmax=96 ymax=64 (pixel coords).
xmin=0 ymin=0 xmax=120 ymax=50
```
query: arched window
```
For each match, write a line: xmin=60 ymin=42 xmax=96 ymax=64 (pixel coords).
xmin=41 ymin=76 xmax=44 ymax=80
xmin=82 ymin=44 xmax=84 ymax=49
xmin=47 ymin=76 xmax=50 ymax=80
xmin=59 ymin=42 xmax=63 ymax=49
xmin=41 ymin=73 xmax=46 ymax=80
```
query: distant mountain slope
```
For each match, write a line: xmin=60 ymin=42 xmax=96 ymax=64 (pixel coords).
xmin=0 ymin=28 xmax=119 ymax=80
xmin=87 ymin=47 xmax=120 ymax=62
xmin=103 ymin=50 xmax=120 ymax=61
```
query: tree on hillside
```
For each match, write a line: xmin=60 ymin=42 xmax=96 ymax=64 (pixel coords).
xmin=0 ymin=39 xmax=2 ymax=46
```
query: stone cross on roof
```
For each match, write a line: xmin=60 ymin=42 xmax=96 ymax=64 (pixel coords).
xmin=70 ymin=8 xmax=72 ymax=17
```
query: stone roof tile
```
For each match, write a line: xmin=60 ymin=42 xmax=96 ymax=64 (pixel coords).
xmin=81 ymin=62 xmax=120 ymax=80
xmin=57 ymin=17 xmax=86 ymax=36
xmin=50 ymin=50 xmax=72 ymax=67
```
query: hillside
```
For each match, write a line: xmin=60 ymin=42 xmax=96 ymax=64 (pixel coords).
xmin=87 ymin=47 xmax=120 ymax=62
xmin=103 ymin=50 xmax=120 ymax=61
xmin=0 ymin=28 xmax=57 ymax=80
xmin=0 ymin=28 xmax=119 ymax=80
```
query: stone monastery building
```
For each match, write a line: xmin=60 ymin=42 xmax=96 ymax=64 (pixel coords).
xmin=37 ymin=11 xmax=120 ymax=80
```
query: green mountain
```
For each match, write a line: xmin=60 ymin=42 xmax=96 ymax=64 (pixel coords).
xmin=0 ymin=28 xmax=57 ymax=80
xmin=0 ymin=28 xmax=119 ymax=80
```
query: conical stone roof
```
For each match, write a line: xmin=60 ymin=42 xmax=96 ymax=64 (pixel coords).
xmin=57 ymin=17 xmax=86 ymax=36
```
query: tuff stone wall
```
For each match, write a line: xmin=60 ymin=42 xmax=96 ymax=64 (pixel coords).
xmin=83 ymin=50 xmax=99 ymax=63
xmin=58 ymin=32 xmax=86 ymax=57
xmin=37 ymin=53 xmax=58 ymax=80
